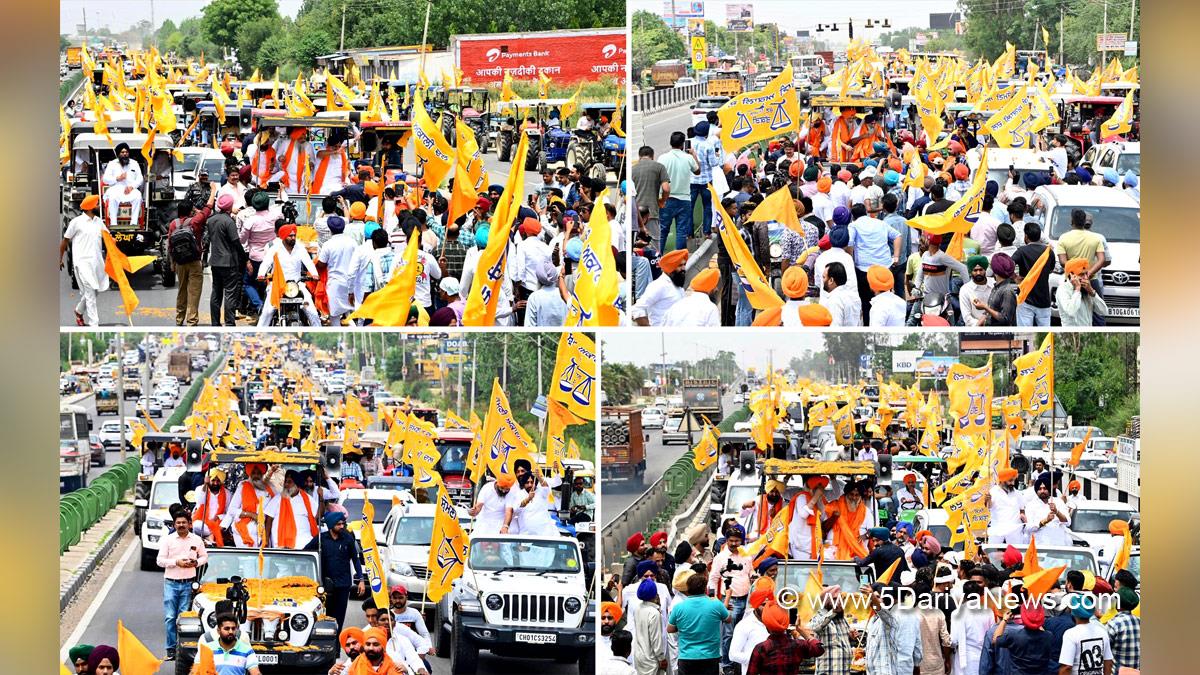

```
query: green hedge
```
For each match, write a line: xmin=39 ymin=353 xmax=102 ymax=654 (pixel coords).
xmin=59 ymin=71 xmax=83 ymax=104
xmin=161 ymin=353 xmax=226 ymax=430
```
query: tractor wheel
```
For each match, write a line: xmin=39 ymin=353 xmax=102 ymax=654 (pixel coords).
xmin=497 ymin=134 xmax=511 ymax=162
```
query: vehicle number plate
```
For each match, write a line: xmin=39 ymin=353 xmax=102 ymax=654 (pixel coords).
xmin=516 ymin=632 xmax=556 ymax=644
xmin=1108 ymin=307 xmax=1139 ymax=318
xmin=256 ymin=654 xmax=279 ymax=665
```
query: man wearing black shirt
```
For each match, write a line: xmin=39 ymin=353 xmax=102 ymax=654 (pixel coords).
xmin=305 ymin=511 xmax=365 ymax=630
xmin=853 ymin=527 xmax=908 ymax=581
xmin=921 ymin=183 xmax=954 ymax=216
xmin=1011 ymin=221 xmax=1053 ymax=326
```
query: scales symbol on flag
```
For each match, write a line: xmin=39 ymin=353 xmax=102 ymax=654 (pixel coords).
xmin=731 ymin=112 xmax=752 ymax=138
xmin=769 ymin=102 xmax=791 ymax=131
xmin=489 ymin=429 xmax=515 ymax=467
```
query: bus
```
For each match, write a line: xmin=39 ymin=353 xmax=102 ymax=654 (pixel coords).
xmin=790 ymin=54 xmax=828 ymax=82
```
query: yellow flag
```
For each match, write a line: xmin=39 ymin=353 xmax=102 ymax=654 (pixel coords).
xmin=501 ymin=70 xmax=517 ymax=102
xmin=549 ymin=332 xmax=597 ymax=420
xmin=1013 ymin=334 xmax=1054 ymax=416
xmin=546 ymin=398 xmax=583 ymax=476
xmin=560 ymin=83 xmax=582 ymax=121
xmin=717 ymin=65 xmax=799 ymax=154
xmin=611 ymin=91 xmax=625 ymax=137
xmin=795 ymin=569 xmax=825 ymax=626
xmin=466 ymin=411 xmax=486 ymax=483
xmin=117 ymin=620 xmax=163 ymax=675
xmin=1042 ymin=27 xmax=1050 ymax=48
xmin=411 ymin=94 xmax=453 ymax=189
xmin=538 ymin=70 xmax=552 ymax=98
xmin=946 ymin=356 xmax=993 ymax=435
xmin=711 ymin=184 xmax=783 ymax=311
xmin=349 ymin=232 xmax=421 ymax=325
xmin=1100 ymin=89 xmax=1135 ymax=140
xmin=359 ymin=498 xmax=391 ymax=611
xmin=456 ymin=118 xmax=487 ymax=193
xmin=745 ymin=182 xmax=803 ymax=235
xmin=691 ymin=425 xmax=719 ymax=472
xmin=565 ymin=188 xmax=621 ymax=326
xmin=427 ymin=485 xmax=470 ymax=602
xmin=567 ymin=438 xmax=582 ymax=460
xmin=101 ymin=230 xmax=156 ymax=319
xmin=448 ymin=159 xmax=477 ymax=227
xmin=479 ymin=379 xmax=539 ymax=479
xmin=410 ymin=441 xmax=443 ymax=489
xmin=982 ymin=86 xmax=1039 ymax=149
xmin=463 ymin=129 xmax=529 ymax=325
xmin=905 ymin=149 xmax=989 ymax=236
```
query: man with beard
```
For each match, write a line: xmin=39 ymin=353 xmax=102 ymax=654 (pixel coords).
xmin=306 ymin=511 xmax=365 ymax=630
xmin=373 ymin=612 xmax=429 ymax=674
xmin=349 ymin=627 xmax=404 ymax=674
xmin=853 ymin=527 xmax=908 ymax=581
xmin=257 ymin=223 xmax=321 ymax=327
xmin=68 ymin=644 xmax=94 ymax=674
xmin=388 ymin=585 xmax=430 ymax=644
xmin=600 ymin=602 xmax=627 ymax=664
xmin=827 ymin=480 xmax=871 ymax=560
xmin=662 ymin=267 xmax=720 ymax=326
xmin=1022 ymin=472 xmax=1071 ymax=546
xmin=788 ymin=476 xmax=832 ymax=561
xmin=222 ymin=463 xmax=277 ymax=548
xmin=959 ymin=255 xmax=994 ymax=327
xmin=631 ymin=249 xmax=688 ymax=326
xmin=984 ymin=467 xmax=1025 ymax=545
xmin=741 ymin=479 xmax=788 ymax=539
xmin=468 ymin=474 xmax=516 ymax=535
xmin=264 ymin=469 xmax=320 ymax=549
xmin=191 ymin=467 xmax=230 ymax=547
xmin=101 ymin=142 xmax=143 ymax=227
xmin=331 ymin=627 xmax=365 ymax=674
xmin=622 ymin=532 xmax=652 ymax=586
xmin=198 ymin=613 xmax=262 ymax=674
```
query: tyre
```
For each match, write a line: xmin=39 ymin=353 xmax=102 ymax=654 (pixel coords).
xmin=497 ymin=135 xmax=511 ymax=162
xmin=160 ymin=264 xmax=175 ymax=288
xmin=588 ymin=162 xmax=607 ymax=183
xmin=434 ymin=606 xmax=451 ymax=658
xmin=450 ymin=615 xmax=478 ymax=674
xmin=139 ymin=546 xmax=157 ymax=571
xmin=565 ymin=142 xmax=579 ymax=170
xmin=577 ymin=649 xmax=595 ymax=674
xmin=174 ymin=652 xmax=193 ymax=675
xmin=525 ymin=146 xmax=539 ymax=172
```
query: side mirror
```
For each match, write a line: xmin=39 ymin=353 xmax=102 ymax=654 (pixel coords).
xmin=708 ymin=504 xmax=723 ymax=512
xmin=134 ymin=498 xmax=149 ymax=508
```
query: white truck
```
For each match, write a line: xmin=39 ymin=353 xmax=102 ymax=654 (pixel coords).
xmin=433 ymin=533 xmax=595 ymax=674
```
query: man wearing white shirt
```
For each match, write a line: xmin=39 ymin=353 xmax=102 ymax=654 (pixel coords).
xmin=312 ymin=135 xmax=351 ymax=194
xmin=389 ymin=218 xmax=443 ymax=312
xmin=729 ymin=589 xmax=771 ymax=672
xmin=256 ymin=224 xmax=321 ymax=326
xmin=821 ymin=262 xmax=862 ymax=327
xmin=813 ymin=225 xmax=858 ymax=301
xmin=985 ymin=467 xmax=1025 ymax=545
xmin=515 ymin=217 xmax=552 ymax=293
xmin=959 ymin=256 xmax=994 ymax=326
xmin=215 ymin=166 xmax=248 ymax=213
xmin=866 ymin=264 xmax=906 ymax=327
xmin=101 ymin=142 xmax=143 ymax=227
xmin=263 ymin=470 xmax=319 ymax=550
xmin=631 ymin=249 xmax=687 ymax=326
xmin=272 ymin=128 xmax=316 ymax=192
xmin=59 ymin=195 xmax=109 ymax=326
xmin=662 ymin=268 xmax=720 ymax=327
xmin=1022 ymin=473 xmax=1071 ymax=546
xmin=319 ymin=216 xmax=361 ymax=325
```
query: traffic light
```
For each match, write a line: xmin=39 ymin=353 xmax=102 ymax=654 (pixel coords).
xmin=848 ymin=20 xmax=854 ymax=39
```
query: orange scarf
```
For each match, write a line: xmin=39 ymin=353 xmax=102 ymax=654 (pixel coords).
xmin=828 ymin=495 xmax=868 ymax=560
xmin=348 ymin=653 xmax=403 ymax=675
xmin=755 ymin=495 xmax=784 ymax=535
xmin=234 ymin=481 xmax=274 ymax=546
xmin=807 ymin=124 xmax=824 ymax=158
xmin=311 ymin=149 xmax=349 ymax=195
xmin=193 ymin=486 xmax=228 ymax=547
xmin=253 ymin=146 xmax=276 ymax=186
xmin=276 ymin=490 xmax=317 ymax=549
xmin=279 ymin=139 xmax=300 ymax=188
xmin=830 ymin=116 xmax=855 ymax=163
xmin=852 ymin=122 xmax=879 ymax=161
xmin=788 ymin=491 xmax=825 ymax=559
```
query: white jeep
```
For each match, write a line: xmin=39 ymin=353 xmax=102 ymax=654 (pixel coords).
xmin=174 ymin=548 xmax=340 ymax=675
xmin=136 ymin=466 xmax=186 ymax=570
xmin=433 ymin=534 xmax=595 ymax=674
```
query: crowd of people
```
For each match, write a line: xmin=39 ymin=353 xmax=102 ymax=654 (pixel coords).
xmin=62 ymin=125 xmax=626 ymax=328
xmin=628 ymin=106 xmax=1135 ymax=328
xmin=600 ymin=465 xmax=1140 ymax=675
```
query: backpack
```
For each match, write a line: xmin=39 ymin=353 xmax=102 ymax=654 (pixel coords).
xmin=169 ymin=219 xmax=201 ymax=264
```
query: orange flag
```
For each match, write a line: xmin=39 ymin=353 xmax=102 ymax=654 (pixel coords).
xmin=195 ymin=641 xmax=218 ymax=675
xmin=1010 ymin=535 xmax=1043 ymax=578
xmin=1022 ymin=564 xmax=1066 ymax=599
xmin=101 ymin=230 xmax=155 ymax=320
xmin=1017 ymin=244 xmax=1052 ymax=305
xmin=269 ymin=252 xmax=286 ymax=309
xmin=745 ymin=184 xmax=803 ymax=236
xmin=945 ymin=231 xmax=965 ymax=261
xmin=117 ymin=619 xmax=163 ymax=675
xmin=877 ymin=556 xmax=902 ymax=584
xmin=1067 ymin=430 xmax=1093 ymax=466
xmin=1109 ymin=519 xmax=1133 ymax=572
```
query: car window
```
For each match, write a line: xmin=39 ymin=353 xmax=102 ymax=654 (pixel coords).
xmin=342 ymin=498 xmax=393 ymax=523
xmin=1115 ymin=153 xmax=1139 ymax=175
xmin=1071 ymin=508 xmax=1134 ymax=533
xmin=150 ymin=481 xmax=180 ymax=509
xmin=1101 ymin=149 xmax=1117 ymax=167
xmin=1048 ymin=205 xmax=1139 ymax=244
xmin=391 ymin=515 xmax=435 ymax=545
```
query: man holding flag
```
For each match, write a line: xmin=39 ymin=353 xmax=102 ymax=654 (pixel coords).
xmin=60 ymin=194 xmax=108 ymax=326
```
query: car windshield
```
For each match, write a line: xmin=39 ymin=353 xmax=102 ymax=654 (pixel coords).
xmin=436 ymin=442 xmax=470 ymax=473
xmin=1092 ymin=440 xmax=1116 ymax=451
xmin=987 ymin=548 xmax=1095 ymax=573
xmin=1071 ymin=509 xmax=1133 ymax=533
xmin=664 ymin=418 xmax=681 ymax=432
xmin=778 ymin=563 xmax=865 ymax=592
xmin=1018 ymin=439 xmax=1047 ymax=452
xmin=366 ymin=479 xmax=412 ymax=491
xmin=725 ymin=485 xmax=759 ymax=514
xmin=342 ymin=499 xmax=393 ymax=523
xmin=469 ymin=539 xmax=581 ymax=573
xmin=176 ymin=153 xmax=204 ymax=173
xmin=1116 ymin=153 xmax=1140 ymax=175
xmin=1097 ymin=466 xmax=1117 ymax=479
xmin=1075 ymin=458 xmax=1104 ymax=472
xmin=1127 ymin=554 xmax=1140 ymax=578
xmin=150 ymin=481 xmax=180 ymax=509
xmin=392 ymin=515 xmax=435 ymax=545
xmin=1049 ymin=205 xmax=1139 ymax=244
xmin=202 ymin=550 xmax=318 ymax=582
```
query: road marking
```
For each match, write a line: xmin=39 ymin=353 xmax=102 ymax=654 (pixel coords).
xmin=59 ymin=538 xmax=138 ymax=664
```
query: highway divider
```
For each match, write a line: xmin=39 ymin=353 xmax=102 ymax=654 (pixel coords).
xmin=601 ymin=405 xmax=750 ymax=570
xmin=633 ymin=82 xmax=705 ymax=114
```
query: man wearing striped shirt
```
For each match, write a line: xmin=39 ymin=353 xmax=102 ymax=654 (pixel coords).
xmin=198 ymin=613 xmax=262 ymax=674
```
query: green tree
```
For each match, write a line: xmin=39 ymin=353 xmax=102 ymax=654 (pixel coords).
xmin=600 ymin=363 xmax=645 ymax=406
xmin=236 ymin=15 xmax=282 ymax=75
xmin=631 ymin=10 xmax=687 ymax=76
xmin=961 ymin=0 xmax=1070 ymax=61
xmin=256 ymin=32 xmax=292 ymax=73
xmin=60 ymin=34 xmax=71 ymax=52
xmin=202 ymin=0 xmax=280 ymax=52
xmin=156 ymin=19 xmax=178 ymax=44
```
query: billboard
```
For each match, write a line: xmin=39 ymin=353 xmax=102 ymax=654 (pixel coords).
xmin=663 ymin=1 xmax=704 ymax=29
xmin=688 ymin=18 xmax=707 ymax=36
xmin=726 ymin=3 xmax=754 ymax=32
xmin=891 ymin=350 xmax=925 ymax=373
xmin=914 ymin=356 xmax=959 ymax=378
xmin=453 ymin=28 xmax=626 ymax=85
xmin=1096 ymin=32 xmax=1126 ymax=51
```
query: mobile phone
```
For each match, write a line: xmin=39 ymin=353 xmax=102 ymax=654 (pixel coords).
xmin=859 ymin=573 xmax=870 ymax=587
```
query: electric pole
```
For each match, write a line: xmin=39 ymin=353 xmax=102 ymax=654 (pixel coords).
xmin=340 ymin=2 xmax=346 ymax=51
xmin=456 ymin=338 xmax=464 ymax=414
xmin=117 ymin=333 xmax=127 ymax=462
xmin=149 ymin=0 xmax=155 ymax=47
xmin=470 ymin=339 xmax=477 ymax=417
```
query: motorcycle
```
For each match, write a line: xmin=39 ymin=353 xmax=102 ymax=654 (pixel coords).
xmin=908 ymin=289 xmax=955 ymax=327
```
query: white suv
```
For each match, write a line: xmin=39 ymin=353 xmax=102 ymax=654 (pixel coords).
xmin=97 ymin=419 xmax=136 ymax=451
xmin=136 ymin=466 xmax=186 ymax=570
xmin=380 ymin=501 xmax=470 ymax=609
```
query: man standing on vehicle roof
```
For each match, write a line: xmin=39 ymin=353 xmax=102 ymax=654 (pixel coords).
xmin=222 ymin=462 xmax=276 ymax=548
xmin=60 ymin=194 xmax=108 ymax=326
xmin=984 ymin=467 xmax=1025 ymax=545
xmin=191 ymin=467 xmax=230 ymax=547
xmin=273 ymin=127 xmax=316 ymax=193
xmin=157 ymin=510 xmax=208 ymax=660
xmin=1022 ymin=472 xmax=1071 ymax=546
xmin=100 ymin=142 xmax=143 ymax=228
xmin=265 ymin=469 xmax=320 ymax=549
xmin=305 ymin=511 xmax=364 ymax=630
xmin=467 ymin=474 xmax=515 ymax=535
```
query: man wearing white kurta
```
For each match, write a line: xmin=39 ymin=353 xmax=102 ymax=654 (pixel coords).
xmin=221 ymin=464 xmax=276 ymax=548
xmin=468 ymin=476 xmax=516 ymax=535
xmin=101 ymin=143 xmax=143 ymax=228
xmin=318 ymin=216 xmax=361 ymax=325
xmin=312 ymin=141 xmax=350 ymax=195
xmin=60 ymin=196 xmax=109 ymax=326
xmin=630 ymin=248 xmax=688 ymax=326
xmin=728 ymin=594 xmax=770 ymax=673
xmin=264 ymin=470 xmax=319 ymax=550
xmin=509 ymin=472 xmax=562 ymax=536
xmin=787 ymin=479 xmax=829 ymax=560
xmin=1022 ymin=475 xmax=1071 ymax=546
xmin=272 ymin=129 xmax=316 ymax=192
xmin=257 ymin=224 xmax=321 ymax=327
xmin=986 ymin=467 xmax=1025 ymax=545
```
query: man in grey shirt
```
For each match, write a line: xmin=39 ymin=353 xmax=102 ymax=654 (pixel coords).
xmin=909 ymin=232 xmax=968 ymax=324
xmin=631 ymin=145 xmax=669 ymax=252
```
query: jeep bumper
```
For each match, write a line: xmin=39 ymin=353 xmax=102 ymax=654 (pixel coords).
xmin=177 ymin=639 xmax=339 ymax=669
xmin=458 ymin=614 xmax=594 ymax=656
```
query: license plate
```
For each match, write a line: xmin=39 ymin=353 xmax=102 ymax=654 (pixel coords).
xmin=1108 ymin=306 xmax=1139 ymax=318
xmin=515 ymin=632 xmax=556 ymax=644
xmin=256 ymin=653 xmax=279 ymax=665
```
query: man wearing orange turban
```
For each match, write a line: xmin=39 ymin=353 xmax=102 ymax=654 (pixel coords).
xmin=468 ymin=474 xmax=517 ymax=535
xmin=273 ymin=127 xmax=315 ymax=193
xmin=866 ymin=264 xmax=905 ymax=327
xmin=746 ymin=604 xmax=824 ymax=669
xmin=785 ymin=475 xmax=830 ymax=560
xmin=338 ymin=626 xmax=366 ymax=667
xmin=60 ymin=193 xmax=109 ymax=326
xmin=662 ymin=267 xmax=720 ymax=327
xmin=797 ymin=303 xmax=833 ymax=326
xmin=631 ymin=249 xmax=688 ymax=325
xmin=349 ymin=626 xmax=402 ymax=674
xmin=729 ymin=584 xmax=777 ymax=671
xmin=986 ymin=466 xmax=1025 ymax=545
xmin=1056 ymin=257 xmax=1108 ymax=327
xmin=774 ymin=266 xmax=810 ymax=328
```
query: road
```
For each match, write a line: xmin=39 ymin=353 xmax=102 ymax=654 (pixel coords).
xmin=61 ymin=531 xmax=580 ymax=675
xmin=59 ymin=133 xmax=620 ymax=326
xmin=603 ymin=386 xmax=741 ymax=519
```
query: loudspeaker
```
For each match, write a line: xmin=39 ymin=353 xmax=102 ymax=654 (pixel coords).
xmin=323 ymin=443 xmax=343 ymax=478
xmin=799 ymin=90 xmax=811 ymax=110
xmin=185 ymin=439 xmax=206 ymax=472
xmin=738 ymin=449 xmax=755 ymax=475
xmin=890 ymin=90 xmax=903 ymax=110
xmin=876 ymin=453 xmax=893 ymax=484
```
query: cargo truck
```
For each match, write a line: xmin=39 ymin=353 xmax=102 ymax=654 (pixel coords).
xmin=600 ymin=407 xmax=646 ymax=490
xmin=651 ymin=59 xmax=688 ymax=88
xmin=682 ymin=378 xmax=724 ymax=423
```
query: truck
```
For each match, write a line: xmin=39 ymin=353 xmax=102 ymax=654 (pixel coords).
xmin=682 ymin=377 xmax=724 ymax=423
xmin=706 ymin=69 xmax=745 ymax=97
xmin=600 ymin=406 xmax=646 ymax=489
xmin=651 ymin=59 xmax=688 ymax=88
xmin=65 ymin=46 xmax=84 ymax=69
xmin=122 ymin=375 xmax=142 ymax=400
xmin=95 ymin=389 xmax=119 ymax=415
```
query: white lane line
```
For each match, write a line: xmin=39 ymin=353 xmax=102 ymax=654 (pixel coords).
xmin=59 ymin=538 xmax=139 ymax=664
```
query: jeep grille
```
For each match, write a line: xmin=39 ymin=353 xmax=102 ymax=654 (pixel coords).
xmin=500 ymin=593 xmax=566 ymax=624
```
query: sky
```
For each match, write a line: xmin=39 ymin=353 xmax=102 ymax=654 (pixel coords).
xmin=601 ymin=331 xmax=832 ymax=371
xmin=633 ymin=0 xmax=961 ymax=41
xmin=60 ymin=0 xmax=305 ymax=34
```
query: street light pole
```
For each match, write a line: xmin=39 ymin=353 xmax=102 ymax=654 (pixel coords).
xmin=340 ymin=2 xmax=346 ymax=51
xmin=419 ymin=0 xmax=433 ymax=77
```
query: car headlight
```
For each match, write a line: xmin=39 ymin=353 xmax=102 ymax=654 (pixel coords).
xmin=206 ymin=612 xmax=218 ymax=628
xmin=147 ymin=518 xmax=163 ymax=531
xmin=178 ymin=616 xmax=203 ymax=634
xmin=290 ymin=614 xmax=310 ymax=632
xmin=458 ymin=592 xmax=483 ymax=614
xmin=390 ymin=561 xmax=414 ymax=576
xmin=485 ymin=594 xmax=503 ymax=611
xmin=564 ymin=597 xmax=582 ymax=614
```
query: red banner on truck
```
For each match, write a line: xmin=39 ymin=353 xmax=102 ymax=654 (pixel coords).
xmin=453 ymin=28 xmax=626 ymax=85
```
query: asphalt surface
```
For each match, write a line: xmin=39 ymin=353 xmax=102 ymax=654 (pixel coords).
xmin=603 ymin=387 xmax=740 ymax=519
xmin=59 ymin=133 xmax=619 ymax=327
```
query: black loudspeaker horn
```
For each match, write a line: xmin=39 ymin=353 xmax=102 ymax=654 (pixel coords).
xmin=185 ymin=439 xmax=206 ymax=472
xmin=876 ymin=453 xmax=893 ymax=485
xmin=799 ymin=90 xmax=811 ymax=110
xmin=738 ymin=449 xmax=756 ymax=475
xmin=323 ymin=443 xmax=343 ymax=478
xmin=890 ymin=90 xmax=903 ymax=110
